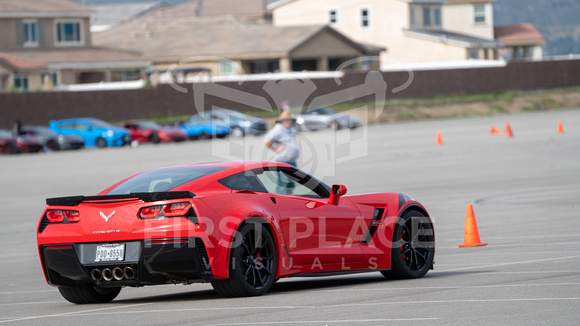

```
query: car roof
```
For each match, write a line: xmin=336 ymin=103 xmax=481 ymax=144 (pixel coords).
xmin=163 ymin=161 xmax=290 ymax=172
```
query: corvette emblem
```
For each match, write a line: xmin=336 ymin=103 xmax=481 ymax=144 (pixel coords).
xmin=100 ymin=211 xmax=115 ymax=222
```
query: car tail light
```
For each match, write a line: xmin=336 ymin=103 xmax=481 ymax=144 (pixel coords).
xmin=139 ymin=202 xmax=192 ymax=219
xmin=139 ymin=205 xmax=163 ymax=219
xmin=46 ymin=210 xmax=65 ymax=223
xmin=46 ymin=209 xmax=80 ymax=223
xmin=66 ymin=210 xmax=81 ymax=222
xmin=163 ymin=202 xmax=192 ymax=217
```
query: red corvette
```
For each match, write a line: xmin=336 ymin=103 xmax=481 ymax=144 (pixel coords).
xmin=121 ymin=120 xmax=187 ymax=144
xmin=37 ymin=161 xmax=435 ymax=303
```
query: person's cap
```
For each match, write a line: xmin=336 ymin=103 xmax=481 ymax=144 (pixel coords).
xmin=277 ymin=110 xmax=295 ymax=123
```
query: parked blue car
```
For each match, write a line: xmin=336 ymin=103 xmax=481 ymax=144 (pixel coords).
xmin=186 ymin=109 xmax=267 ymax=138
xmin=181 ymin=117 xmax=230 ymax=139
xmin=49 ymin=118 xmax=131 ymax=148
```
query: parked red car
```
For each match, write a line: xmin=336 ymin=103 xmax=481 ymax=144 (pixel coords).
xmin=0 ymin=129 xmax=44 ymax=154
xmin=121 ymin=120 xmax=188 ymax=144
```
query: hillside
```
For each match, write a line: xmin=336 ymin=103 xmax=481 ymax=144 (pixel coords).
xmin=493 ymin=0 xmax=580 ymax=56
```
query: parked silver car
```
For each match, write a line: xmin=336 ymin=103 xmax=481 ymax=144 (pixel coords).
xmin=295 ymin=107 xmax=361 ymax=131
xmin=20 ymin=125 xmax=84 ymax=151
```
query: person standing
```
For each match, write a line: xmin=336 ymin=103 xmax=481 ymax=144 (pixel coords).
xmin=263 ymin=110 xmax=300 ymax=194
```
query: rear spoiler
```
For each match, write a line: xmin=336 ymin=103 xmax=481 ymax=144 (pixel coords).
xmin=46 ymin=191 xmax=195 ymax=206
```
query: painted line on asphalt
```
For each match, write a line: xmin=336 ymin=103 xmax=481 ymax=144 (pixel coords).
xmin=0 ymin=303 xmax=152 ymax=324
xmin=207 ymin=318 xmax=439 ymax=325
xmin=327 ymin=297 xmax=580 ymax=308
xmin=310 ymin=282 xmax=580 ymax=293
xmin=2 ymin=297 xmax=579 ymax=322
xmin=433 ymin=254 xmax=580 ymax=273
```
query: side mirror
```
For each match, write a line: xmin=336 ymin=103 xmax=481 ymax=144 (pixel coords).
xmin=328 ymin=184 xmax=347 ymax=205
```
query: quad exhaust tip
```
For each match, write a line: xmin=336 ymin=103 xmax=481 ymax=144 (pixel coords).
xmin=91 ymin=266 xmax=135 ymax=282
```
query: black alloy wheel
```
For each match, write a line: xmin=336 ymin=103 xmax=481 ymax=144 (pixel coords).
xmin=212 ymin=223 xmax=276 ymax=297
xmin=47 ymin=139 xmax=59 ymax=151
xmin=149 ymin=132 xmax=161 ymax=144
xmin=95 ymin=137 xmax=107 ymax=148
xmin=382 ymin=210 xmax=435 ymax=279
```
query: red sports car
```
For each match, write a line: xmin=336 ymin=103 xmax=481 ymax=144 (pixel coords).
xmin=0 ymin=129 xmax=44 ymax=154
xmin=121 ymin=120 xmax=188 ymax=143
xmin=37 ymin=161 xmax=435 ymax=303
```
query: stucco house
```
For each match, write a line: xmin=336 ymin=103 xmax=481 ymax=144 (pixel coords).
xmin=92 ymin=10 xmax=383 ymax=79
xmin=0 ymin=0 xmax=150 ymax=92
xmin=269 ymin=0 xmax=544 ymax=66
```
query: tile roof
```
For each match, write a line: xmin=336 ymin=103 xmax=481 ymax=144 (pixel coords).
xmin=93 ymin=15 xmax=368 ymax=62
xmin=404 ymin=29 xmax=504 ymax=48
xmin=0 ymin=47 xmax=149 ymax=69
xmin=0 ymin=0 xmax=92 ymax=15
xmin=139 ymin=0 xmax=276 ymax=20
xmin=90 ymin=2 xmax=167 ymax=30
xmin=0 ymin=53 xmax=46 ymax=71
xmin=494 ymin=24 xmax=545 ymax=46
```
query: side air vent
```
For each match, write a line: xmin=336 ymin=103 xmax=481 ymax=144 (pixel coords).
xmin=195 ymin=238 xmax=211 ymax=274
xmin=39 ymin=215 xmax=50 ymax=233
xmin=361 ymin=207 xmax=386 ymax=244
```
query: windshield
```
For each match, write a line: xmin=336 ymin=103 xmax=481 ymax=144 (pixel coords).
xmin=307 ymin=108 xmax=334 ymax=115
xmin=107 ymin=166 xmax=228 ymax=194
xmin=139 ymin=121 xmax=162 ymax=129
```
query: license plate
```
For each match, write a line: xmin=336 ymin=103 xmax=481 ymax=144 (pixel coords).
xmin=95 ymin=243 xmax=125 ymax=262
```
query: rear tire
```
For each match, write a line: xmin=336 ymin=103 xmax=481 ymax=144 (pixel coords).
xmin=4 ymin=142 xmax=19 ymax=154
xmin=149 ymin=132 xmax=161 ymax=144
xmin=58 ymin=284 xmax=121 ymax=304
xmin=381 ymin=210 xmax=435 ymax=279
xmin=211 ymin=223 xmax=276 ymax=297
xmin=47 ymin=139 xmax=60 ymax=151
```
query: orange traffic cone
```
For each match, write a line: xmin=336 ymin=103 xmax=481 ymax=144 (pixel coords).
xmin=505 ymin=121 xmax=513 ymax=138
xmin=458 ymin=204 xmax=488 ymax=247
xmin=490 ymin=126 xmax=503 ymax=135
xmin=558 ymin=120 xmax=564 ymax=134
xmin=435 ymin=131 xmax=443 ymax=145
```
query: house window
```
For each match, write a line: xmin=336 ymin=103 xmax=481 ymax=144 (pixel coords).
xmin=360 ymin=8 xmax=371 ymax=28
xmin=56 ymin=20 xmax=82 ymax=45
xmin=433 ymin=7 xmax=441 ymax=28
xmin=474 ymin=4 xmax=486 ymax=23
xmin=469 ymin=49 xmax=479 ymax=59
xmin=423 ymin=7 xmax=431 ymax=27
xmin=23 ymin=20 xmax=38 ymax=46
xmin=423 ymin=5 xmax=441 ymax=29
xmin=41 ymin=72 xmax=58 ymax=87
xmin=328 ymin=9 xmax=338 ymax=25
xmin=13 ymin=75 xmax=29 ymax=92
xmin=220 ymin=61 xmax=235 ymax=75
xmin=409 ymin=5 xmax=416 ymax=28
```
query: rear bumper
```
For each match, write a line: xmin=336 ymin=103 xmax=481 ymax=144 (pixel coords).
xmin=40 ymin=237 xmax=212 ymax=287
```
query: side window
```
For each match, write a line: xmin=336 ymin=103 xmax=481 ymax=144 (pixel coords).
xmin=254 ymin=168 xmax=329 ymax=198
xmin=219 ymin=172 xmax=268 ymax=193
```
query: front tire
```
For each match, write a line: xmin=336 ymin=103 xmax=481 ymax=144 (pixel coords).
xmin=211 ymin=223 xmax=276 ymax=297
xmin=230 ymin=127 xmax=244 ymax=138
xmin=382 ymin=210 xmax=435 ymax=279
xmin=58 ymin=284 xmax=121 ymax=304
xmin=95 ymin=137 xmax=107 ymax=148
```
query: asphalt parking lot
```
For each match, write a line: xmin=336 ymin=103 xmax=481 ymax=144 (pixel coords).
xmin=1 ymin=108 xmax=579 ymax=325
